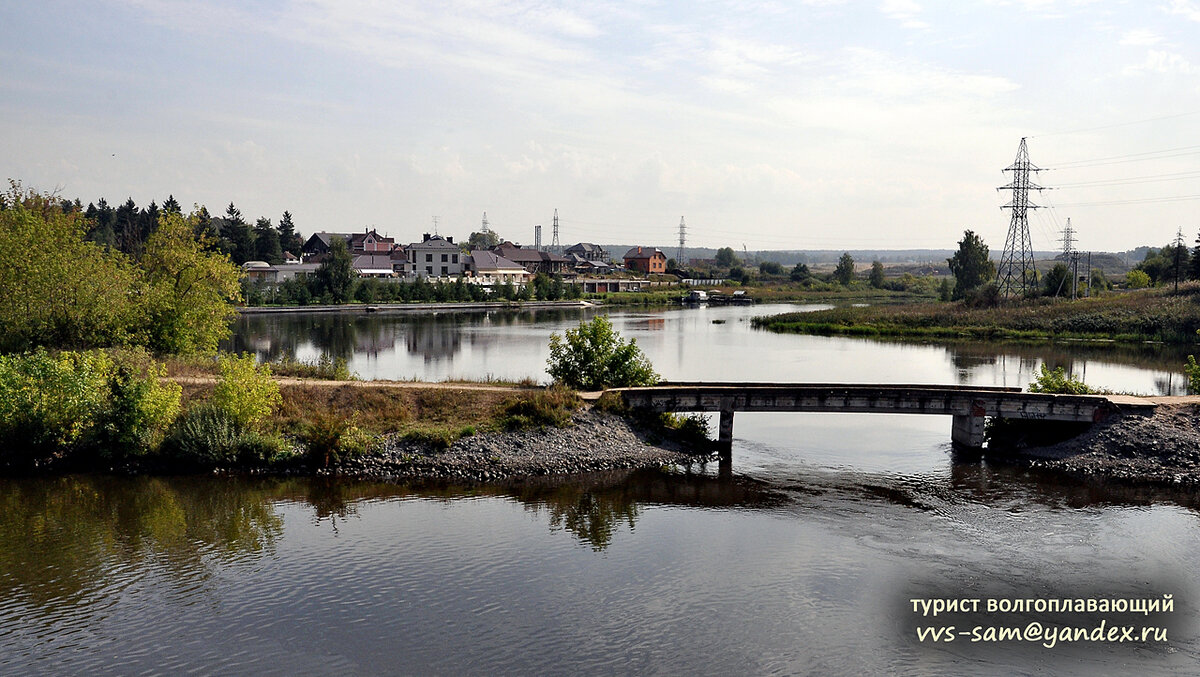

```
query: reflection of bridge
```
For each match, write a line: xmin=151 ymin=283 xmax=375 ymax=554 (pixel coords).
xmin=615 ymin=382 xmax=1158 ymax=452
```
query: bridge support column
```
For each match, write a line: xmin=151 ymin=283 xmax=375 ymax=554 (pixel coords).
xmin=951 ymin=400 xmax=987 ymax=449
xmin=717 ymin=400 xmax=735 ymax=460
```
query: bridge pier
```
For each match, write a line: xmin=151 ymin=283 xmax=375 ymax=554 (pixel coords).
xmin=717 ymin=403 xmax=735 ymax=459
xmin=951 ymin=400 xmax=987 ymax=449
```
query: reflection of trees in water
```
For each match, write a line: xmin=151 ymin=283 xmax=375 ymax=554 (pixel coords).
xmin=943 ymin=340 xmax=1193 ymax=393
xmin=0 ymin=476 xmax=283 ymax=608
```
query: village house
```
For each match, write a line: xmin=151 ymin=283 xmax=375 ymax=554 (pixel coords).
xmin=564 ymin=242 xmax=610 ymax=262
xmin=404 ymin=233 xmax=463 ymax=277
xmin=466 ymin=251 xmax=529 ymax=286
xmin=492 ymin=242 xmax=570 ymax=275
xmin=352 ymin=253 xmax=395 ymax=278
xmin=623 ymin=246 xmax=667 ymax=274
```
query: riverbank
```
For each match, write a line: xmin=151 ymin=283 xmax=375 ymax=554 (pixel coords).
xmin=753 ymin=284 xmax=1200 ymax=344
xmin=330 ymin=408 xmax=702 ymax=482
xmin=993 ymin=398 xmax=1200 ymax=484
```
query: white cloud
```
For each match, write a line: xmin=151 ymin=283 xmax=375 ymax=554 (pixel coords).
xmin=1123 ymin=49 xmax=1196 ymax=75
xmin=1164 ymin=0 xmax=1200 ymax=22
xmin=1119 ymin=29 xmax=1165 ymax=46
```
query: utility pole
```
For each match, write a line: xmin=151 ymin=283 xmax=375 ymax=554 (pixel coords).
xmin=997 ymin=138 xmax=1047 ymax=299
xmin=551 ymin=209 xmax=561 ymax=253
xmin=677 ymin=216 xmax=686 ymax=265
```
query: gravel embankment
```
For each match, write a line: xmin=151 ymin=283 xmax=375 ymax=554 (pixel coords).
xmin=330 ymin=409 xmax=703 ymax=482
xmin=1008 ymin=403 xmax=1200 ymax=484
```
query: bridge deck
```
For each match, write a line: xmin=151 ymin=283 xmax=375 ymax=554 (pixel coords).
xmin=612 ymin=382 xmax=1158 ymax=451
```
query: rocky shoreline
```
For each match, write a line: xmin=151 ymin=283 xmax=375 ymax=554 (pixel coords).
xmin=325 ymin=409 xmax=708 ymax=482
xmin=996 ymin=402 xmax=1200 ymax=485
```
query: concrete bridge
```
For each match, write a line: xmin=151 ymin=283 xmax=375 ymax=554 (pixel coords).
xmin=614 ymin=382 xmax=1157 ymax=453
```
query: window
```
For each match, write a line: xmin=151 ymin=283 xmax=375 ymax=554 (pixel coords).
xmin=452 ymin=254 xmax=458 ymax=264
xmin=441 ymin=266 xmax=448 ymax=275
xmin=441 ymin=254 xmax=448 ymax=262
xmin=425 ymin=266 xmax=433 ymax=274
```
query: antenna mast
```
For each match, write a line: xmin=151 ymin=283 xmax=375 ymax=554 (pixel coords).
xmin=534 ymin=224 xmax=542 ymax=251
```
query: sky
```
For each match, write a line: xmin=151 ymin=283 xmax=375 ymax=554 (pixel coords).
xmin=3 ymin=0 xmax=1200 ymax=253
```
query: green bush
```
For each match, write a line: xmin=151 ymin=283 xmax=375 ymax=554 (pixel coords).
xmin=0 ymin=349 xmax=110 ymax=463
xmin=268 ymin=354 xmax=353 ymax=380
xmin=546 ymin=316 xmax=658 ymax=390
xmin=1028 ymin=364 xmax=1095 ymax=394
xmin=0 ymin=349 xmax=180 ymax=466
xmin=1185 ymin=355 xmax=1200 ymax=395
xmin=212 ymin=353 xmax=281 ymax=428
xmin=302 ymin=414 xmax=372 ymax=467
xmin=160 ymin=403 xmax=282 ymax=467
xmin=92 ymin=357 xmax=182 ymax=459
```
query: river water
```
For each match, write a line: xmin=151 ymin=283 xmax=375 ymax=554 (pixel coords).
xmin=3 ymin=304 xmax=1199 ymax=675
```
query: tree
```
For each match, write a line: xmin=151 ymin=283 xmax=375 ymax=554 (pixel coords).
xmin=869 ymin=260 xmax=885 ymax=288
xmin=223 ymin=203 xmax=256 ymax=264
xmin=547 ymin=316 xmax=658 ymax=390
xmin=1042 ymin=262 xmax=1071 ymax=297
xmin=715 ymin=247 xmax=739 ymax=268
xmin=315 ymin=236 xmax=356 ymax=303
xmin=834 ymin=252 xmax=855 ymax=285
xmin=138 ymin=210 xmax=243 ymax=353
xmin=947 ymin=230 xmax=995 ymax=300
xmin=278 ymin=211 xmax=303 ymax=256
xmin=0 ymin=184 xmax=140 ymax=351
xmin=163 ymin=195 xmax=182 ymax=215
xmin=789 ymin=262 xmax=811 ymax=282
xmin=253 ymin=217 xmax=283 ymax=264
xmin=1126 ymin=269 xmax=1151 ymax=289
xmin=759 ymin=261 xmax=783 ymax=276
xmin=467 ymin=230 xmax=500 ymax=250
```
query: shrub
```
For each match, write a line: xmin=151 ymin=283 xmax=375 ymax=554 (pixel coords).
xmin=0 ymin=349 xmax=111 ymax=464
xmin=501 ymin=387 xmax=581 ymax=430
xmin=1028 ymin=364 xmax=1095 ymax=394
xmin=0 ymin=349 xmax=181 ymax=465
xmin=546 ymin=316 xmax=658 ymax=390
xmin=212 ymin=353 xmax=281 ymax=428
xmin=302 ymin=413 xmax=373 ymax=467
xmin=403 ymin=427 xmax=457 ymax=451
xmin=160 ymin=403 xmax=282 ymax=467
xmin=1186 ymin=355 xmax=1200 ymax=395
xmin=92 ymin=358 xmax=182 ymax=459
xmin=1126 ymin=269 xmax=1151 ymax=289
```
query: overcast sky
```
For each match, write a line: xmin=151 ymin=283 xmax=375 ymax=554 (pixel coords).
xmin=4 ymin=1 xmax=1200 ymax=252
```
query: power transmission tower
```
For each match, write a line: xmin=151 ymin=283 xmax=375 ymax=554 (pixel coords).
xmin=676 ymin=216 xmax=686 ymax=264
xmin=551 ymin=209 xmax=561 ymax=253
xmin=1059 ymin=217 xmax=1079 ymax=299
xmin=481 ymin=212 xmax=490 ymax=233
xmin=534 ymin=224 xmax=542 ymax=251
xmin=432 ymin=215 xmax=439 ymax=235
xmin=996 ymin=138 xmax=1046 ymax=299
xmin=1174 ymin=227 xmax=1185 ymax=292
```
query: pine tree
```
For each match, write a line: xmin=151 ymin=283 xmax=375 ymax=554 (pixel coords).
xmin=1189 ymin=230 xmax=1200 ymax=281
xmin=253 ymin=217 xmax=283 ymax=264
xmin=278 ymin=210 xmax=303 ymax=256
xmin=224 ymin=203 xmax=256 ymax=264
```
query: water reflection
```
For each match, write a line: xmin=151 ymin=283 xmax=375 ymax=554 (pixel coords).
xmin=0 ymin=476 xmax=283 ymax=607
xmin=227 ymin=305 xmax=1193 ymax=394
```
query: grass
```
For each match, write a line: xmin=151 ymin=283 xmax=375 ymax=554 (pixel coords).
xmin=752 ymin=285 xmax=1200 ymax=345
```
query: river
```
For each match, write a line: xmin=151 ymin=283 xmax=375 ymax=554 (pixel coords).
xmin=2 ymin=304 xmax=1198 ymax=675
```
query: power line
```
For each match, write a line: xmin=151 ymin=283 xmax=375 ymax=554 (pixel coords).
xmin=1053 ymin=168 xmax=1200 ymax=188
xmin=1030 ymin=110 xmax=1200 ymax=139
xmin=1054 ymin=194 xmax=1200 ymax=207
xmin=1048 ymin=145 xmax=1200 ymax=169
